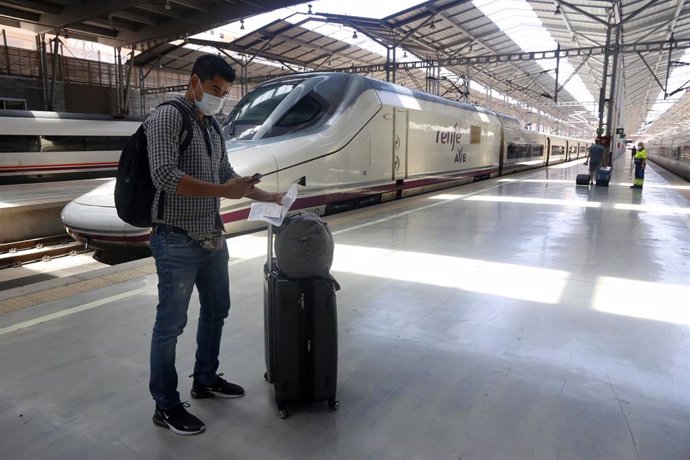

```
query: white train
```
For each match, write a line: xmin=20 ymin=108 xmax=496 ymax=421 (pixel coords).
xmin=61 ymin=72 xmax=587 ymax=257
xmin=645 ymin=132 xmax=690 ymax=182
xmin=0 ymin=109 xmax=141 ymax=184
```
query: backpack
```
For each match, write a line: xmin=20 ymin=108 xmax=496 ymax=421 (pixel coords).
xmin=114 ymin=100 xmax=193 ymax=228
xmin=274 ymin=212 xmax=335 ymax=279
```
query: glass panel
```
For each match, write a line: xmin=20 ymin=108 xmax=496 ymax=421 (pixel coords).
xmin=224 ymin=82 xmax=296 ymax=140
xmin=0 ymin=135 xmax=40 ymax=152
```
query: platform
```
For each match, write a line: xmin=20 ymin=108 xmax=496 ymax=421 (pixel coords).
xmin=2 ymin=156 xmax=690 ymax=459
xmin=0 ymin=179 xmax=111 ymax=242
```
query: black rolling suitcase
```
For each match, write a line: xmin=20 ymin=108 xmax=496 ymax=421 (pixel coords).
xmin=576 ymin=173 xmax=591 ymax=186
xmin=263 ymin=220 xmax=340 ymax=419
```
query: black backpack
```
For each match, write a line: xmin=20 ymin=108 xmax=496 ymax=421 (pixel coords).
xmin=114 ymin=100 xmax=193 ymax=228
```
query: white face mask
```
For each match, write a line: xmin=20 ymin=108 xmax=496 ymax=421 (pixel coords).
xmin=193 ymin=80 xmax=224 ymax=115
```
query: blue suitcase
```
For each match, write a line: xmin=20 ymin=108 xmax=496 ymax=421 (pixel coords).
xmin=596 ymin=166 xmax=611 ymax=186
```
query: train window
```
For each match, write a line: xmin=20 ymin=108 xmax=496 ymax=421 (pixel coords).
xmin=84 ymin=136 xmax=129 ymax=151
xmin=470 ymin=126 xmax=481 ymax=144
xmin=507 ymin=143 xmax=529 ymax=159
xmin=264 ymin=93 xmax=327 ymax=139
xmin=682 ymin=145 xmax=690 ymax=160
xmin=40 ymin=136 xmax=86 ymax=152
xmin=0 ymin=135 xmax=40 ymax=152
xmin=532 ymin=144 xmax=544 ymax=157
xmin=40 ymin=136 xmax=129 ymax=152
xmin=225 ymin=83 xmax=296 ymax=140
xmin=551 ymin=146 xmax=561 ymax=156
xmin=0 ymin=98 xmax=26 ymax=110
xmin=276 ymin=95 xmax=322 ymax=128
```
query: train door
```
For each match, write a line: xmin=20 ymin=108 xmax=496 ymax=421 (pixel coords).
xmin=546 ymin=137 xmax=551 ymax=165
xmin=393 ymin=108 xmax=408 ymax=180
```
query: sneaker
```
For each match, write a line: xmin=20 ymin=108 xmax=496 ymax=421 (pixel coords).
xmin=191 ymin=373 xmax=245 ymax=399
xmin=152 ymin=402 xmax=205 ymax=435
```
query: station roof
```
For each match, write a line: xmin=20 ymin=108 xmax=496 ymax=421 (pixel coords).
xmin=530 ymin=0 xmax=690 ymax=140
xmin=4 ymin=0 xmax=690 ymax=139
xmin=0 ymin=0 xmax=303 ymax=49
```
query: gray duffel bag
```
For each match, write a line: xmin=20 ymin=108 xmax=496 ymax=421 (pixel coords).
xmin=274 ymin=212 xmax=334 ymax=279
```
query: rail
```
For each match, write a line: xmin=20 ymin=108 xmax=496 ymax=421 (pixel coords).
xmin=0 ymin=235 xmax=89 ymax=269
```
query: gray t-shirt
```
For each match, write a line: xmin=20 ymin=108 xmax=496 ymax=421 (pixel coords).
xmin=588 ymin=144 xmax=605 ymax=166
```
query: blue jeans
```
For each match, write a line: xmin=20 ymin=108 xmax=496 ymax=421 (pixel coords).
xmin=149 ymin=227 xmax=231 ymax=409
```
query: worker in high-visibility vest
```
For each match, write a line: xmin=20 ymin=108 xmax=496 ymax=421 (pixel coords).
xmin=631 ymin=141 xmax=648 ymax=189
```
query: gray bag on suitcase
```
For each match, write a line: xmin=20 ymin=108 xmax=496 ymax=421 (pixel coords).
xmin=274 ymin=212 xmax=334 ymax=279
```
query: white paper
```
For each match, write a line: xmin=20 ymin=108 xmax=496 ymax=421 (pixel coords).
xmin=247 ymin=182 xmax=298 ymax=226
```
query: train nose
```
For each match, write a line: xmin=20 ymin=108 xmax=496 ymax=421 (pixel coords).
xmin=61 ymin=179 xmax=151 ymax=251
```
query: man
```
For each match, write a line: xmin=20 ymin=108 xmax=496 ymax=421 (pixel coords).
xmin=631 ymin=141 xmax=648 ymax=189
xmin=146 ymin=55 xmax=282 ymax=435
xmin=587 ymin=140 xmax=606 ymax=185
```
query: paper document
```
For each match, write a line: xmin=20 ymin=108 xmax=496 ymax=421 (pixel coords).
xmin=247 ymin=182 xmax=298 ymax=226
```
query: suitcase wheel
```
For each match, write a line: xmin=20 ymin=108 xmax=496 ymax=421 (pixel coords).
xmin=328 ymin=399 xmax=340 ymax=411
xmin=278 ymin=404 xmax=291 ymax=419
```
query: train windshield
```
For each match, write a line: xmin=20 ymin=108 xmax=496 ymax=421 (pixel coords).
xmin=223 ymin=82 xmax=296 ymax=140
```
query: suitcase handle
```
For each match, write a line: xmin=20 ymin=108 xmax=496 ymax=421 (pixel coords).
xmin=267 ymin=223 xmax=274 ymax=266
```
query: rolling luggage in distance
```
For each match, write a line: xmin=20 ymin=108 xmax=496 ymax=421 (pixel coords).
xmin=264 ymin=218 xmax=340 ymax=419
xmin=576 ymin=173 xmax=591 ymax=186
xmin=596 ymin=166 xmax=611 ymax=186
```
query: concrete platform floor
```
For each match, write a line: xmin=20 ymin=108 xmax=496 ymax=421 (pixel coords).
xmin=1 ymin=155 xmax=690 ymax=460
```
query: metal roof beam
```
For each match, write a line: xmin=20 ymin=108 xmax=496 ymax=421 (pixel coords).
xmin=2 ymin=0 xmax=62 ymax=15
xmin=555 ymin=1 xmax=609 ymax=27
xmin=0 ymin=5 xmax=39 ymax=22
xmin=30 ymin=0 xmax=144 ymax=35
xmin=111 ymin=10 xmax=159 ymax=27
xmin=620 ymin=0 xmax=662 ymax=25
xmin=382 ymin=0 xmax=469 ymax=29
xmin=170 ymin=0 xmax=208 ymax=13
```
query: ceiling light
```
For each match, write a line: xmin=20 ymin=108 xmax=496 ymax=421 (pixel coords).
xmin=403 ymin=51 xmax=407 ymax=58
xmin=430 ymin=18 xmax=436 ymax=30
xmin=240 ymin=19 xmax=245 ymax=30
xmin=554 ymin=5 xmax=561 ymax=15
xmin=308 ymin=4 xmax=313 ymax=14
xmin=352 ymin=30 xmax=358 ymax=39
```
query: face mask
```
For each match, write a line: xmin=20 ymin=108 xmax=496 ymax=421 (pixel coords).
xmin=193 ymin=80 xmax=224 ymax=115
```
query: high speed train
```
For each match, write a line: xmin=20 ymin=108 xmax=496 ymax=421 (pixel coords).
xmin=646 ymin=132 xmax=690 ymax=181
xmin=62 ymin=72 xmax=588 ymax=257
xmin=0 ymin=109 xmax=141 ymax=184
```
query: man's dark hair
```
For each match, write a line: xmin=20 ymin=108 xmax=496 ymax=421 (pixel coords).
xmin=191 ymin=54 xmax=235 ymax=83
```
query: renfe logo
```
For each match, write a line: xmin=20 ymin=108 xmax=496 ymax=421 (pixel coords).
xmin=436 ymin=123 xmax=462 ymax=151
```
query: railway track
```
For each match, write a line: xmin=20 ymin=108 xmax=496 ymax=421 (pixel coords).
xmin=0 ymin=235 xmax=90 ymax=269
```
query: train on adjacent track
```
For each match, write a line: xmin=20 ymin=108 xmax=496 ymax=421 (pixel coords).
xmin=61 ymin=72 xmax=589 ymax=258
xmin=646 ymin=132 xmax=690 ymax=182
xmin=0 ymin=109 xmax=141 ymax=184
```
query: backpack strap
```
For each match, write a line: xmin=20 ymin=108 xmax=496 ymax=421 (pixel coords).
xmin=158 ymin=99 xmax=194 ymax=154
xmin=208 ymin=117 xmax=223 ymax=140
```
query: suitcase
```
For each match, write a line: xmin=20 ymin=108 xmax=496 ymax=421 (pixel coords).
xmin=264 ymin=224 xmax=340 ymax=419
xmin=576 ymin=173 xmax=591 ymax=186
xmin=596 ymin=166 xmax=611 ymax=186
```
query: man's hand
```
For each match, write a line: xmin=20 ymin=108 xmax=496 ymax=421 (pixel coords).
xmin=222 ymin=176 xmax=260 ymax=199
